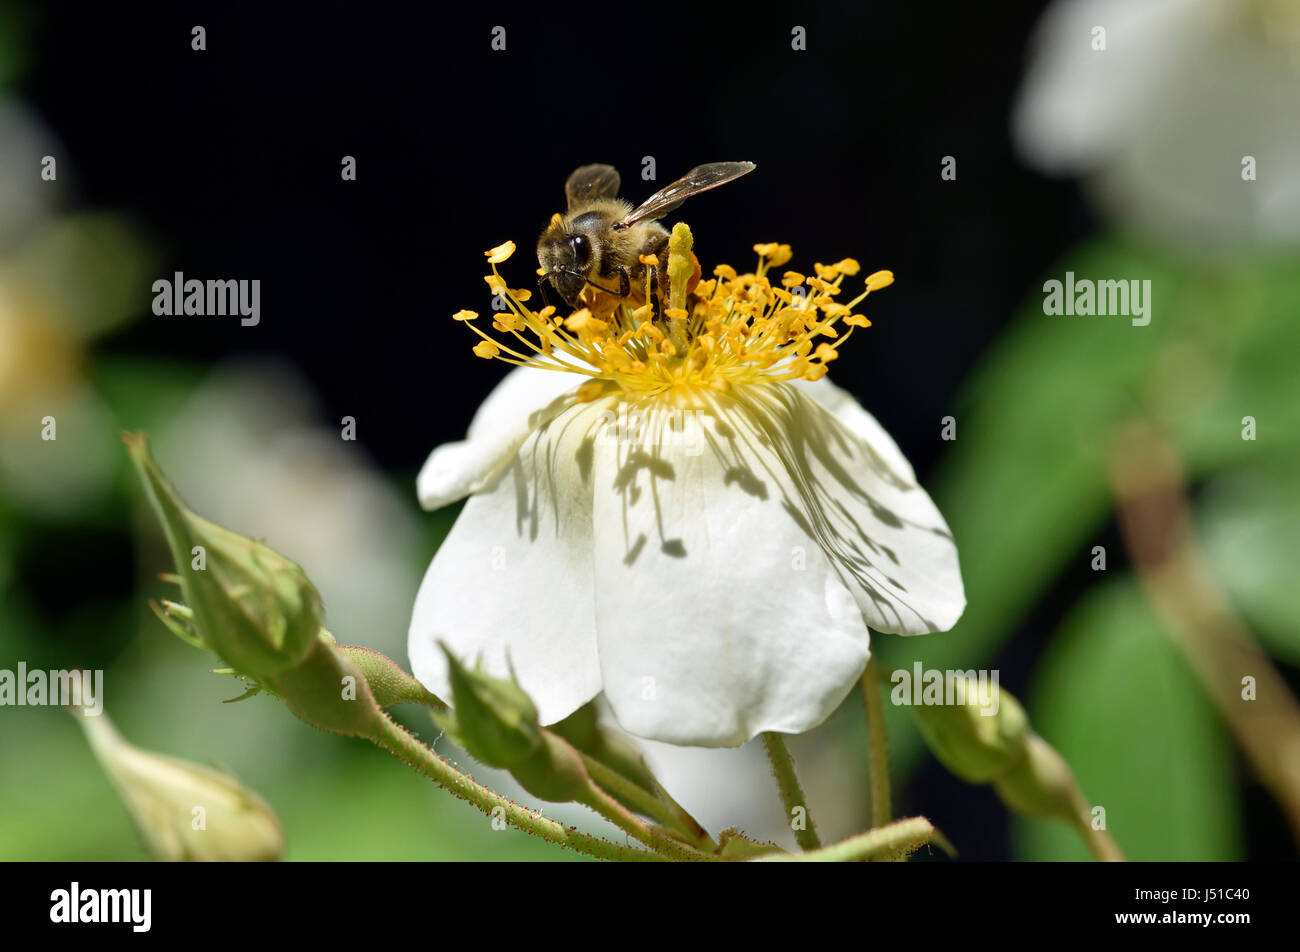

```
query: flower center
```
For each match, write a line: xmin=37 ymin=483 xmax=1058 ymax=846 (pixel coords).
xmin=453 ymin=224 xmax=892 ymax=405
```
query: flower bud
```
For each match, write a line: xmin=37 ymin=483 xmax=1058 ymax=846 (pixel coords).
xmin=439 ymin=646 xmax=541 ymax=769
xmin=74 ymin=707 xmax=283 ymax=861
xmin=340 ymin=644 xmax=446 ymax=710
xmin=123 ymin=433 xmax=323 ymax=680
xmin=909 ymin=674 xmax=1028 ymax=783
xmin=992 ymin=732 xmax=1083 ymax=824
xmin=438 ymin=648 xmax=589 ymax=802
xmin=508 ymin=731 xmax=590 ymax=804
xmin=910 ymin=677 xmax=1094 ymax=829
xmin=549 ymin=701 xmax=660 ymax=795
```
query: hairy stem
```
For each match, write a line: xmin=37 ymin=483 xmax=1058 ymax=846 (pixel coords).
xmin=580 ymin=753 xmax=717 ymax=852
xmin=576 ymin=782 xmax=718 ymax=862
xmin=761 ymin=732 xmax=821 ymax=851
xmin=861 ymin=658 xmax=892 ymax=828
xmin=366 ymin=712 xmax=662 ymax=862
xmin=757 ymin=816 xmax=949 ymax=862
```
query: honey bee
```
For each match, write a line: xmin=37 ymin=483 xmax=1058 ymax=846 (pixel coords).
xmin=536 ymin=161 xmax=756 ymax=312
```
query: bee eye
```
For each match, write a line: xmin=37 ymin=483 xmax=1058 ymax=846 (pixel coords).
xmin=570 ymin=234 xmax=592 ymax=269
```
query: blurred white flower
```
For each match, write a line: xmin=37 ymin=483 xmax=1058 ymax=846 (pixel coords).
xmin=158 ymin=360 xmax=425 ymax=658
xmin=0 ymin=99 xmax=67 ymax=249
xmin=0 ymin=99 xmax=150 ymax=514
xmin=1014 ymin=0 xmax=1300 ymax=246
xmin=0 ymin=235 xmax=129 ymax=516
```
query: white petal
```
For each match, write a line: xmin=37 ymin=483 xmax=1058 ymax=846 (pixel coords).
xmin=733 ymin=384 xmax=965 ymax=636
xmin=408 ymin=398 xmax=607 ymax=724
xmin=637 ymin=736 xmax=797 ymax=848
xmin=416 ymin=367 xmax=581 ymax=510
xmin=788 ymin=376 xmax=916 ymax=483
xmin=589 ymin=397 xmax=873 ymax=747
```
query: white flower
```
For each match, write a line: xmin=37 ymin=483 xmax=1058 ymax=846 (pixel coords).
xmin=1013 ymin=0 xmax=1300 ymax=246
xmin=408 ymin=240 xmax=964 ymax=747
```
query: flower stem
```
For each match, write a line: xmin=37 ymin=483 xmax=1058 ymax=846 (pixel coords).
xmin=580 ymin=753 xmax=717 ymax=852
xmin=576 ymin=782 xmax=718 ymax=862
xmin=1111 ymin=422 xmax=1300 ymax=846
xmin=761 ymin=732 xmax=821 ymax=851
xmin=365 ymin=711 xmax=662 ymax=862
xmin=1073 ymin=804 xmax=1125 ymax=863
xmin=861 ymin=658 xmax=892 ymax=828
xmin=757 ymin=816 xmax=950 ymax=862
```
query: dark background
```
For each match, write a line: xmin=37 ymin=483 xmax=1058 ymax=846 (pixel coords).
xmin=13 ymin=0 xmax=1125 ymax=861
xmin=21 ymin=0 xmax=1090 ymax=478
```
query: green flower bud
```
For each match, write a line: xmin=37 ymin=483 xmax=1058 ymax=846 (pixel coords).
xmin=910 ymin=675 xmax=1028 ymax=783
xmin=123 ymin=433 xmax=323 ymax=680
xmin=993 ymin=733 xmax=1083 ymax=824
xmin=437 ymin=648 xmax=590 ymax=803
xmin=909 ymin=676 xmax=1097 ymax=834
xmin=508 ymin=731 xmax=590 ymax=804
xmin=439 ymin=646 xmax=541 ymax=769
xmin=340 ymin=644 xmax=446 ymax=710
xmin=74 ymin=707 xmax=283 ymax=861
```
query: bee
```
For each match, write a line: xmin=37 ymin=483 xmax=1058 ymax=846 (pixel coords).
xmin=536 ymin=161 xmax=756 ymax=313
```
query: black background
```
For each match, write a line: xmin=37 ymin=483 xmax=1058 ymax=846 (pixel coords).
xmin=7 ymin=861 xmax=1277 ymax=934
xmin=20 ymin=0 xmax=1091 ymax=477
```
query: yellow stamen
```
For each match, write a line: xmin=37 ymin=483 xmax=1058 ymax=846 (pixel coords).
xmin=455 ymin=227 xmax=891 ymax=397
xmin=486 ymin=241 xmax=516 ymax=264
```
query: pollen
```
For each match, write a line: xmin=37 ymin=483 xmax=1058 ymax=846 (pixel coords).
xmin=485 ymin=241 xmax=516 ymax=264
xmin=453 ymin=224 xmax=891 ymax=400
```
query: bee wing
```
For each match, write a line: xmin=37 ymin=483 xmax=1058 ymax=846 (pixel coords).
xmin=614 ymin=161 xmax=756 ymax=230
xmin=565 ymin=164 xmax=622 ymax=209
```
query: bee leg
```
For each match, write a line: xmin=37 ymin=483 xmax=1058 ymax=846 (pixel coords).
xmin=537 ymin=276 xmax=555 ymax=310
xmin=647 ymin=266 xmax=662 ymax=320
xmin=613 ymin=267 xmax=631 ymax=297
xmin=644 ymin=234 xmax=671 ymax=320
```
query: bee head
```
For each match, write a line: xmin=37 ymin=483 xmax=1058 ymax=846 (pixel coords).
xmin=537 ymin=230 xmax=594 ymax=308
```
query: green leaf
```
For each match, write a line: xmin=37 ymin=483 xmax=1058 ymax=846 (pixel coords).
xmin=1199 ymin=461 xmax=1300 ymax=666
xmin=900 ymin=236 xmax=1300 ymax=677
xmin=1013 ymin=579 xmax=1241 ymax=861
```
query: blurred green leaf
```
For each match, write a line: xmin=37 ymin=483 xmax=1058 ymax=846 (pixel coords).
xmin=0 ymin=5 xmax=28 ymax=88
xmin=1199 ymin=460 xmax=1300 ymax=666
xmin=93 ymin=357 xmax=203 ymax=439
xmin=1013 ymin=579 xmax=1241 ymax=861
xmin=902 ymin=236 xmax=1300 ymax=677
